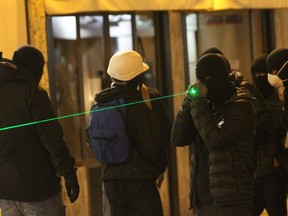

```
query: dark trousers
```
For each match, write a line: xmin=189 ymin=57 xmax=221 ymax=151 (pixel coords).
xmin=195 ymin=202 xmax=252 ymax=216
xmin=104 ymin=180 xmax=163 ymax=216
xmin=253 ymin=167 xmax=287 ymax=216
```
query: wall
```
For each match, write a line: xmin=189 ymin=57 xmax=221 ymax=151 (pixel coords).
xmin=274 ymin=9 xmax=288 ymax=48
xmin=26 ymin=0 xmax=50 ymax=92
xmin=197 ymin=10 xmax=253 ymax=82
xmin=169 ymin=11 xmax=192 ymax=216
xmin=0 ymin=0 xmax=27 ymax=59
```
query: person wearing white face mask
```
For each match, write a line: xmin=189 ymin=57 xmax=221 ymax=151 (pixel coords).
xmin=251 ymin=53 xmax=288 ymax=216
xmin=266 ymin=48 xmax=288 ymax=126
xmin=266 ymin=47 xmax=288 ymax=203
xmin=267 ymin=48 xmax=288 ymax=103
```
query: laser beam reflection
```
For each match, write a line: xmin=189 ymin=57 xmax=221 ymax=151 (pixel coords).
xmin=0 ymin=92 xmax=185 ymax=131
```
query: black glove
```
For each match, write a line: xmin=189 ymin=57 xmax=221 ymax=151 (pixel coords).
xmin=64 ymin=170 xmax=80 ymax=203
xmin=185 ymin=82 xmax=208 ymax=101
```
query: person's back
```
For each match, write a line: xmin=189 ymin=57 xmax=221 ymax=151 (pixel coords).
xmin=97 ymin=86 xmax=170 ymax=180
xmin=0 ymin=45 xmax=79 ymax=216
xmin=0 ymin=62 xmax=62 ymax=201
xmin=92 ymin=50 xmax=171 ymax=216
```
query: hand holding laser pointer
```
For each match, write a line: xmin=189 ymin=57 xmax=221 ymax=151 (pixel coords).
xmin=185 ymin=82 xmax=208 ymax=100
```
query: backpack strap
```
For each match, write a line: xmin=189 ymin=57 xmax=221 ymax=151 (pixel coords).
xmin=141 ymin=84 xmax=152 ymax=110
xmin=115 ymin=98 xmax=126 ymax=123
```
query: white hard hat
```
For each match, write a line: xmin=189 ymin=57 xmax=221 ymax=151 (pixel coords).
xmin=107 ymin=50 xmax=149 ymax=81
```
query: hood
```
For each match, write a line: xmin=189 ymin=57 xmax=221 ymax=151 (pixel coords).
xmin=0 ymin=63 xmax=21 ymax=81
xmin=0 ymin=63 xmax=36 ymax=83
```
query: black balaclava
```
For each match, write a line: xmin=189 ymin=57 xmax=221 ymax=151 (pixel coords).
xmin=196 ymin=53 xmax=235 ymax=104
xmin=251 ymin=53 xmax=274 ymax=99
xmin=267 ymin=48 xmax=288 ymax=74
xmin=12 ymin=45 xmax=45 ymax=84
xmin=266 ymin=48 xmax=288 ymax=102
xmin=200 ymin=47 xmax=232 ymax=73
xmin=266 ymin=48 xmax=288 ymax=86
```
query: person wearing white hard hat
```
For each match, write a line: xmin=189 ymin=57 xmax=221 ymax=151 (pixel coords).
xmin=92 ymin=50 xmax=172 ymax=216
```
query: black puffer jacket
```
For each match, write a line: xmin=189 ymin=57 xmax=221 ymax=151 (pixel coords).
xmin=255 ymin=91 xmax=287 ymax=177
xmin=171 ymin=87 xmax=256 ymax=208
xmin=94 ymin=86 xmax=172 ymax=181
xmin=231 ymin=75 xmax=287 ymax=177
xmin=0 ymin=63 xmax=76 ymax=202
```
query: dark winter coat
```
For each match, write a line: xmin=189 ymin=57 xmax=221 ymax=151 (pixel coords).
xmin=171 ymin=87 xmax=256 ymax=208
xmin=94 ymin=86 xmax=172 ymax=181
xmin=234 ymin=79 xmax=287 ymax=177
xmin=256 ymin=91 xmax=288 ymax=176
xmin=0 ymin=63 xmax=76 ymax=202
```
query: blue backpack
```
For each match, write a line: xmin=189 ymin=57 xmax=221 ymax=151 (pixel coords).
xmin=87 ymin=97 xmax=132 ymax=164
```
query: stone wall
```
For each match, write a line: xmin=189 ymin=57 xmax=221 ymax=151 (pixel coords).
xmin=26 ymin=0 xmax=50 ymax=92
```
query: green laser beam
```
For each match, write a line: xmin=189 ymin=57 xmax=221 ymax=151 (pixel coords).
xmin=0 ymin=92 xmax=185 ymax=131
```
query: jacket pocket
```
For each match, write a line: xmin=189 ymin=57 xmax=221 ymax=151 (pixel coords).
xmin=0 ymin=158 xmax=18 ymax=184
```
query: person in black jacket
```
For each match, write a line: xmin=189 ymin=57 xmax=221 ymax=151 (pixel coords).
xmin=93 ymin=50 xmax=171 ymax=216
xmin=171 ymin=53 xmax=256 ymax=216
xmin=0 ymin=45 xmax=79 ymax=216
xmin=250 ymin=53 xmax=288 ymax=216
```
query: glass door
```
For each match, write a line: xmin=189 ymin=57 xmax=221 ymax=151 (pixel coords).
xmin=48 ymin=12 xmax=161 ymax=164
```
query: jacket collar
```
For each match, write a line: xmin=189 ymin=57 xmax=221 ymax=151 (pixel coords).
xmin=95 ymin=86 xmax=141 ymax=103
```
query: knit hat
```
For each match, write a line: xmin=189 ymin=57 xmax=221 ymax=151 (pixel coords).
xmin=266 ymin=48 xmax=288 ymax=88
xmin=196 ymin=53 xmax=232 ymax=102
xmin=200 ymin=47 xmax=223 ymax=56
xmin=196 ymin=53 xmax=229 ymax=81
xmin=251 ymin=53 xmax=268 ymax=74
xmin=12 ymin=45 xmax=45 ymax=83
xmin=200 ymin=47 xmax=232 ymax=72
xmin=107 ymin=50 xmax=149 ymax=81
xmin=266 ymin=48 xmax=288 ymax=76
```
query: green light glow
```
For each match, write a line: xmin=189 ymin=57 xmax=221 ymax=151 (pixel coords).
xmin=188 ymin=87 xmax=198 ymax=96
xmin=0 ymin=92 xmax=185 ymax=131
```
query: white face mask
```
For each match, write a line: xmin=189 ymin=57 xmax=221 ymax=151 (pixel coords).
xmin=267 ymin=74 xmax=285 ymax=101
xmin=268 ymin=60 xmax=288 ymax=86
xmin=267 ymin=73 xmax=284 ymax=88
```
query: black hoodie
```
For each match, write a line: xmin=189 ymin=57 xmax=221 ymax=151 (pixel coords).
xmin=0 ymin=63 xmax=76 ymax=202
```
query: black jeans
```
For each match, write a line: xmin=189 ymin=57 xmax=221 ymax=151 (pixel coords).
xmin=104 ymin=180 xmax=163 ymax=216
xmin=195 ymin=203 xmax=252 ymax=216
xmin=253 ymin=167 xmax=287 ymax=216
